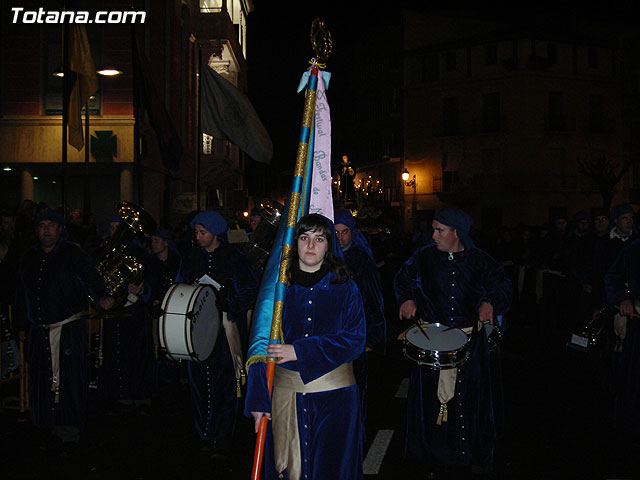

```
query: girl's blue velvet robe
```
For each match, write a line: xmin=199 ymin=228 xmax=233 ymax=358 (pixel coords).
xmin=179 ymin=242 xmax=258 ymax=440
xmin=245 ymin=272 xmax=366 ymax=480
xmin=394 ymin=244 xmax=512 ymax=470
xmin=15 ymin=240 xmax=110 ymax=430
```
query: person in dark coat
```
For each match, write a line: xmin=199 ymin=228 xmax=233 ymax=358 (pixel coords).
xmin=564 ymin=211 xmax=597 ymax=335
xmin=246 ymin=214 xmax=366 ymax=480
xmin=334 ymin=209 xmax=386 ymax=439
xmin=394 ymin=207 xmax=512 ymax=477
xmin=98 ymin=215 xmax=155 ymax=415
xmin=147 ymin=229 xmax=182 ymax=385
xmin=178 ymin=210 xmax=258 ymax=458
xmin=14 ymin=211 xmax=114 ymax=452
xmin=593 ymin=204 xmax=637 ymax=309
xmin=604 ymin=238 xmax=640 ymax=446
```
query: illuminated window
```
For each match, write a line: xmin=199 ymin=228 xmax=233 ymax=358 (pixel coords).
xmin=200 ymin=0 xmax=223 ymax=13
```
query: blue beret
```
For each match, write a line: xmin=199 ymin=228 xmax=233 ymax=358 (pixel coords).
xmin=152 ymin=229 xmax=172 ymax=241
xmin=334 ymin=209 xmax=356 ymax=229
xmin=573 ymin=211 xmax=590 ymax=222
xmin=36 ymin=210 xmax=66 ymax=226
xmin=333 ymin=209 xmax=374 ymax=261
xmin=250 ymin=207 xmax=262 ymax=217
xmin=611 ymin=203 xmax=634 ymax=220
xmin=190 ymin=211 xmax=228 ymax=236
xmin=434 ymin=207 xmax=475 ymax=249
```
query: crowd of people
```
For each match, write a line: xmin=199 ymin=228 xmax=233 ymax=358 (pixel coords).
xmin=0 ymin=197 xmax=639 ymax=479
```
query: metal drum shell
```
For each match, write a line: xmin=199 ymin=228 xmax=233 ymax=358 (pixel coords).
xmin=402 ymin=323 xmax=471 ymax=370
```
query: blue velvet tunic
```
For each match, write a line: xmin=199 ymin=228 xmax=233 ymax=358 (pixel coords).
xmin=15 ymin=240 xmax=109 ymax=430
xmin=604 ymin=238 xmax=640 ymax=436
xmin=394 ymin=244 xmax=512 ymax=470
xmin=179 ymin=243 xmax=258 ymax=440
xmin=245 ymin=272 xmax=366 ymax=480
xmin=343 ymin=243 xmax=386 ymax=442
xmin=99 ymin=241 xmax=156 ymax=405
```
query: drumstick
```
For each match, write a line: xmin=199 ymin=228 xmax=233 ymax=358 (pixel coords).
xmin=614 ymin=305 xmax=640 ymax=319
xmin=413 ymin=319 xmax=430 ymax=341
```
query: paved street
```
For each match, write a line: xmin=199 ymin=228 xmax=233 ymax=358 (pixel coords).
xmin=2 ymin=271 xmax=639 ymax=479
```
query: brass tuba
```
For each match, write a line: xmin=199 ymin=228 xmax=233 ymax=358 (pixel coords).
xmin=96 ymin=201 xmax=157 ymax=307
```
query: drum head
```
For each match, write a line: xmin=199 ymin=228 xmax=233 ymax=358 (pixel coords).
xmin=405 ymin=323 xmax=468 ymax=352
xmin=189 ymin=286 xmax=220 ymax=362
xmin=160 ymin=283 xmax=220 ymax=362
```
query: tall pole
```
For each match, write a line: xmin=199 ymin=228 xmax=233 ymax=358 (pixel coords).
xmin=250 ymin=19 xmax=332 ymax=480
xmin=61 ymin=23 xmax=70 ymax=214
xmin=196 ymin=45 xmax=201 ymax=211
xmin=83 ymin=101 xmax=91 ymax=216
xmin=250 ymin=65 xmax=319 ymax=480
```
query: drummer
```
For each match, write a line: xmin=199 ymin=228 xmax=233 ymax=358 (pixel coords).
xmin=177 ymin=210 xmax=258 ymax=460
xmin=394 ymin=207 xmax=512 ymax=478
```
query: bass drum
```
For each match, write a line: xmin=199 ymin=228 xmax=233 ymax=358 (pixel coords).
xmin=159 ymin=283 xmax=220 ymax=362
xmin=403 ymin=323 xmax=470 ymax=370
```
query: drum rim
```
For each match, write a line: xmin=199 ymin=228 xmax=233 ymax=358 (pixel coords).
xmin=186 ymin=284 xmax=216 ymax=362
xmin=402 ymin=321 xmax=471 ymax=370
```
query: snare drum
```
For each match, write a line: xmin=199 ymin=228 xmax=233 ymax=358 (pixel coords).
xmin=159 ymin=283 xmax=220 ymax=362
xmin=403 ymin=323 xmax=471 ymax=370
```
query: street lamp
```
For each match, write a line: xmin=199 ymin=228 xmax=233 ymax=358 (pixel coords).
xmin=402 ymin=168 xmax=416 ymax=191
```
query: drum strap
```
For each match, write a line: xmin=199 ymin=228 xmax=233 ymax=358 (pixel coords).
xmin=436 ymin=323 xmax=478 ymax=425
xmin=271 ymin=363 xmax=355 ymax=480
xmin=222 ymin=313 xmax=245 ymax=397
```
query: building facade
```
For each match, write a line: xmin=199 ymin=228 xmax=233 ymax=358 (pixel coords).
xmin=0 ymin=0 xmax=257 ymax=228
xmin=400 ymin=10 xmax=640 ymax=230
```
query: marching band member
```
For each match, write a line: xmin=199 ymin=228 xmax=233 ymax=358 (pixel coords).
xmin=178 ymin=210 xmax=258 ymax=459
xmin=333 ymin=209 xmax=386 ymax=439
xmin=394 ymin=208 xmax=512 ymax=479
xmin=98 ymin=215 xmax=155 ymax=416
xmin=14 ymin=211 xmax=114 ymax=454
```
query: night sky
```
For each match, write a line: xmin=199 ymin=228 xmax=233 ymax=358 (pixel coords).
xmin=245 ymin=2 xmax=639 ymax=173
xmin=246 ymin=1 xmax=379 ymax=172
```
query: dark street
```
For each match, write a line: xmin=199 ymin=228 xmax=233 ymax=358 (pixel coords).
xmin=2 ymin=279 xmax=639 ymax=480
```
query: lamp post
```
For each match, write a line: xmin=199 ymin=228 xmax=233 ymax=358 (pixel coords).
xmin=402 ymin=168 xmax=417 ymax=224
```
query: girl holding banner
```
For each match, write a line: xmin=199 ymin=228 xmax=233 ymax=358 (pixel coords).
xmin=246 ymin=214 xmax=366 ymax=480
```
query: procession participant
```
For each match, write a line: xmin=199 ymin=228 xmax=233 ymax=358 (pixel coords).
xmin=604 ymin=238 xmax=640 ymax=446
xmin=148 ymin=229 xmax=182 ymax=315
xmin=594 ymin=204 xmax=637 ymax=307
xmin=14 ymin=211 xmax=114 ymax=454
xmin=592 ymin=208 xmax=611 ymax=238
xmin=147 ymin=229 xmax=182 ymax=384
xmin=178 ymin=210 xmax=258 ymax=458
xmin=334 ymin=209 xmax=386 ymax=435
xmin=394 ymin=207 xmax=512 ymax=478
xmin=247 ymin=214 xmax=366 ymax=480
xmin=98 ymin=215 xmax=155 ymax=416
xmin=248 ymin=207 xmax=262 ymax=234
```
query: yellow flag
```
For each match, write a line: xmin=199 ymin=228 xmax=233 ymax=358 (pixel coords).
xmin=68 ymin=25 xmax=98 ymax=151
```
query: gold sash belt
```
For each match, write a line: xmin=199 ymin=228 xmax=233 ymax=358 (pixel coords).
xmin=272 ymin=362 xmax=355 ymax=480
xmin=436 ymin=323 xmax=480 ymax=424
xmin=45 ymin=311 xmax=87 ymax=404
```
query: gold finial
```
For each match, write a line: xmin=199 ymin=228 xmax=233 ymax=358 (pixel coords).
xmin=310 ymin=18 xmax=332 ymax=65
